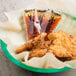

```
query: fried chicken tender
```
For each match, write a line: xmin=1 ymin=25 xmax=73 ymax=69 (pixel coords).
xmin=48 ymin=45 xmax=72 ymax=58
xmin=16 ymin=30 xmax=76 ymax=61
xmin=15 ymin=33 xmax=47 ymax=53
xmin=48 ymin=31 xmax=76 ymax=61
xmin=48 ymin=31 xmax=72 ymax=49
xmin=28 ymin=40 xmax=51 ymax=59
xmin=15 ymin=42 xmax=32 ymax=54
xmin=29 ymin=49 xmax=47 ymax=59
xmin=35 ymin=41 xmax=51 ymax=49
xmin=69 ymin=35 xmax=76 ymax=45
xmin=68 ymin=45 xmax=76 ymax=58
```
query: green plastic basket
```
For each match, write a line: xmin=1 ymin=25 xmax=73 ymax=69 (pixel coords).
xmin=0 ymin=40 xmax=72 ymax=73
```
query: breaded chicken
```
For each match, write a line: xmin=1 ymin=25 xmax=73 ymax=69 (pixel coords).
xmin=69 ymin=35 xmax=76 ymax=45
xmin=29 ymin=49 xmax=47 ymax=59
xmin=16 ymin=31 xmax=76 ymax=61
xmin=48 ymin=45 xmax=72 ymax=58
xmin=48 ymin=31 xmax=76 ymax=61
xmin=15 ymin=33 xmax=47 ymax=53
xmin=48 ymin=31 xmax=72 ymax=49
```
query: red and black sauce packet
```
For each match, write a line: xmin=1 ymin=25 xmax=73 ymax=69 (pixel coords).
xmin=24 ymin=9 xmax=62 ymax=40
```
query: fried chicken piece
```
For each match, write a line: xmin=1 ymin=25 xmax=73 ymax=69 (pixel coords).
xmin=72 ymin=57 xmax=76 ymax=60
xmin=69 ymin=35 xmax=76 ymax=45
xmin=35 ymin=40 xmax=51 ymax=49
xmin=15 ymin=41 xmax=32 ymax=54
xmin=52 ymin=39 xmax=62 ymax=45
xmin=48 ymin=31 xmax=62 ymax=40
xmin=28 ymin=40 xmax=51 ymax=59
xmin=15 ymin=30 xmax=76 ymax=61
xmin=48 ymin=31 xmax=72 ymax=49
xmin=48 ymin=45 xmax=72 ymax=58
xmin=43 ymin=41 xmax=51 ymax=48
xmin=29 ymin=49 xmax=47 ymax=59
xmin=15 ymin=33 xmax=47 ymax=53
xmin=48 ymin=31 xmax=76 ymax=61
xmin=68 ymin=45 xmax=76 ymax=58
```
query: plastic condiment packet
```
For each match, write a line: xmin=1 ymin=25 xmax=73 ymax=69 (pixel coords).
xmin=24 ymin=9 xmax=62 ymax=40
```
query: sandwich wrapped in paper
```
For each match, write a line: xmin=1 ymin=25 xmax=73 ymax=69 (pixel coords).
xmin=0 ymin=9 xmax=76 ymax=73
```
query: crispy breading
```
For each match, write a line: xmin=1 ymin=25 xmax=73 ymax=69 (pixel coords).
xmin=15 ymin=33 xmax=47 ymax=53
xmin=48 ymin=31 xmax=72 ymax=49
xmin=48 ymin=45 xmax=72 ymax=58
xmin=72 ymin=57 xmax=76 ymax=60
xmin=52 ymin=39 xmax=62 ymax=45
xmin=68 ymin=45 xmax=76 ymax=57
xmin=48 ymin=31 xmax=76 ymax=61
xmin=29 ymin=49 xmax=47 ymax=59
xmin=48 ymin=31 xmax=68 ymax=40
xmin=36 ymin=41 xmax=51 ymax=49
xmin=15 ymin=41 xmax=32 ymax=53
xmin=15 ymin=31 xmax=76 ymax=61
xmin=28 ymin=41 xmax=51 ymax=59
xmin=69 ymin=35 xmax=76 ymax=45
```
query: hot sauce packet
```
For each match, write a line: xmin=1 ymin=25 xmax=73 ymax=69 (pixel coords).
xmin=24 ymin=9 xmax=62 ymax=40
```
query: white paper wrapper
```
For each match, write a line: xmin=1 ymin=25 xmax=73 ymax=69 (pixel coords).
xmin=4 ymin=9 xmax=24 ymax=32
xmin=0 ymin=21 xmax=26 ymax=57
xmin=0 ymin=21 xmax=21 ymax=32
xmin=65 ymin=60 xmax=76 ymax=69
xmin=15 ymin=52 xmax=28 ymax=61
xmin=22 ymin=53 xmax=71 ymax=69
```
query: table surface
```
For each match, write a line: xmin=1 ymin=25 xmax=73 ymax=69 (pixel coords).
xmin=0 ymin=0 xmax=76 ymax=76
